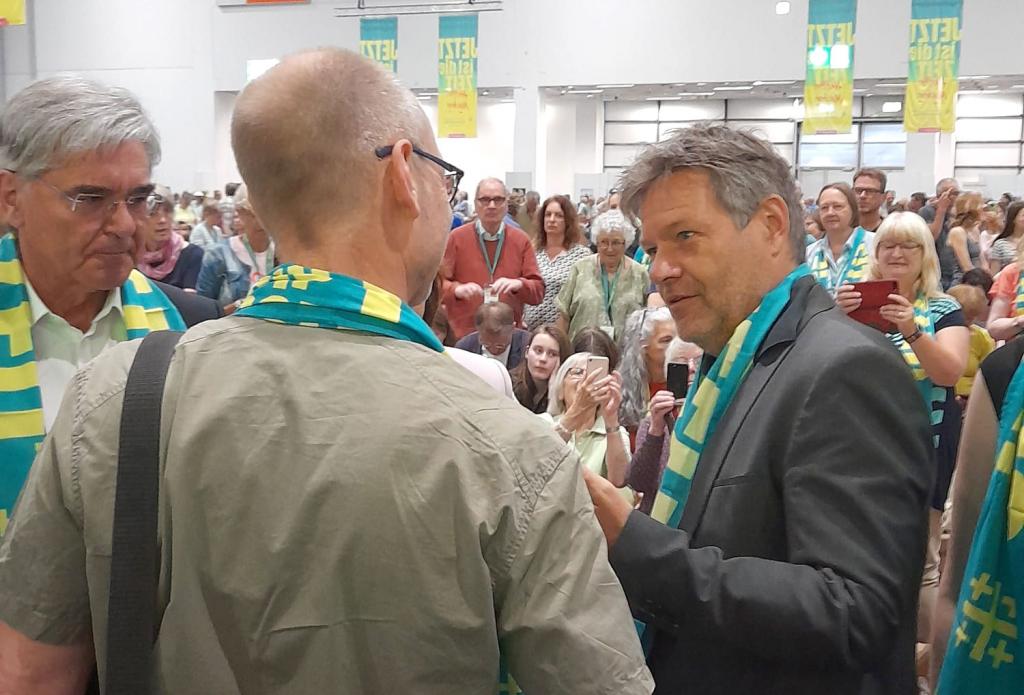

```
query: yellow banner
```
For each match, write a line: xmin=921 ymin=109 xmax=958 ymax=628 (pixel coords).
xmin=0 ymin=0 xmax=25 ymax=26
xmin=438 ymin=14 xmax=478 ymax=139
xmin=803 ymin=0 xmax=857 ymax=135
xmin=904 ymin=0 xmax=963 ymax=133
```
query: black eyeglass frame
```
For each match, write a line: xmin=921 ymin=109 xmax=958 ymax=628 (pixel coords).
xmin=375 ymin=144 xmax=464 ymax=206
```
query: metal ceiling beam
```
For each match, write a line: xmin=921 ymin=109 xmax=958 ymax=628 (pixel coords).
xmin=335 ymin=0 xmax=501 ymax=17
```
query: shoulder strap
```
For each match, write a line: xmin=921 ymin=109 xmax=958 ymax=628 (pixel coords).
xmin=104 ymin=330 xmax=183 ymax=695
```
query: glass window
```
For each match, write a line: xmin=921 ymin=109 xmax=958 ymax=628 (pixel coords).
xmin=957 ymin=94 xmax=1024 ymax=118
xmin=862 ymin=122 xmax=907 ymax=143
xmin=773 ymin=143 xmax=795 ymax=164
xmin=604 ymin=102 xmax=659 ymax=121
xmin=604 ymin=144 xmax=643 ymax=167
xmin=659 ymin=100 xmax=725 ymax=121
xmin=954 ymin=143 xmax=1021 ymax=168
xmin=604 ymin=122 xmax=658 ymax=144
xmin=800 ymin=125 xmax=859 ymax=144
xmin=955 ymin=117 xmax=1023 ymax=142
xmin=797 ymin=143 xmax=858 ymax=168
xmin=862 ymin=143 xmax=907 ymax=168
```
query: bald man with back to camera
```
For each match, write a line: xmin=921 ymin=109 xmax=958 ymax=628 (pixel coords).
xmin=0 ymin=49 xmax=652 ymax=694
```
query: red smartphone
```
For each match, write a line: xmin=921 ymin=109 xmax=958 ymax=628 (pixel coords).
xmin=848 ymin=280 xmax=898 ymax=333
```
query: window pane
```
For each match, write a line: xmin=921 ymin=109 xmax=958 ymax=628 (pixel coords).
xmin=604 ymin=102 xmax=658 ymax=122
xmin=957 ymin=94 xmax=1024 ymax=118
xmin=772 ymin=143 xmax=795 ymax=164
xmin=954 ymin=143 xmax=1021 ymax=167
xmin=798 ymin=143 xmax=858 ymax=168
xmin=862 ymin=143 xmax=907 ymax=168
xmin=605 ymin=122 xmax=658 ymax=144
xmin=604 ymin=144 xmax=643 ymax=167
xmin=799 ymin=125 xmax=859 ymax=144
xmin=734 ymin=121 xmax=795 ymax=143
xmin=658 ymin=100 xmax=725 ymax=120
xmin=862 ymin=122 xmax=907 ymax=143
xmin=954 ymin=117 xmax=1023 ymax=142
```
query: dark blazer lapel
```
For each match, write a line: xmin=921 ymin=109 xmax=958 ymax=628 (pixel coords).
xmin=678 ymin=342 xmax=795 ymax=533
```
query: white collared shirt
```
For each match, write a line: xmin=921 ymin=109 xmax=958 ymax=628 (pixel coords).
xmin=482 ymin=342 xmax=511 ymax=366
xmin=23 ymin=275 xmax=125 ymax=430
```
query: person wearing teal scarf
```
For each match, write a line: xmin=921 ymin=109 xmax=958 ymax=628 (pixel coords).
xmin=583 ymin=123 xmax=934 ymax=694
xmin=0 ymin=51 xmax=651 ymax=694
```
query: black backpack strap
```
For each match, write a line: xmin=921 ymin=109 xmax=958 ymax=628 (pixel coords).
xmin=104 ymin=330 xmax=183 ymax=695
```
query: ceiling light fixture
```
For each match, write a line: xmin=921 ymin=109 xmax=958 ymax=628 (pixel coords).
xmin=775 ymin=1 xmax=791 ymax=14
xmin=882 ymin=101 xmax=902 ymax=113
xmin=596 ymin=84 xmax=635 ymax=89
xmin=681 ymin=92 xmax=716 ymax=97
xmin=566 ymin=89 xmax=604 ymax=94
xmin=647 ymin=96 xmax=682 ymax=101
xmin=960 ymin=75 xmax=991 ymax=80
xmin=753 ymin=80 xmax=796 ymax=86
xmin=714 ymin=85 xmax=754 ymax=91
xmin=875 ymin=82 xmax=907 ymax=88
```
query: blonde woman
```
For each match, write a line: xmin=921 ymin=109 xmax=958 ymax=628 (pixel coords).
xmin=837 ymin=212 xmax=969 ymax=645
xmin=946 ymin=191 xmax=984 ymax=281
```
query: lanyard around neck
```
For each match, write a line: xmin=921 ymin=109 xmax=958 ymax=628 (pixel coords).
xmin=476 ymin=222 xmax=505 ymax=282
xmin=241 ymin=237 xmax=274 ymax=279
xmin=599 ymin=259 xmax=622 ymax=319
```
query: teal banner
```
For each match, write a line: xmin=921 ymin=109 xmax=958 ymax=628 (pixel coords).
xmin=360 ymin=17 xmax=398 ymax=73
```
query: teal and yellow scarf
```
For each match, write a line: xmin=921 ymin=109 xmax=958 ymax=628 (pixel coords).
xmin=810 ymin=227 xmax=870 ymax=294
xmin=886 ymin=292 xmax=948 ymax=444
xmin=938 ymin=352 xmax=1024 ymax=692
xmin=650 ymin=265 xmax=810 ymax=528
xmin=0 ymin=232 xmax=185 ymax=533
xmin=236 ymin=265 xmax=443 ymax=351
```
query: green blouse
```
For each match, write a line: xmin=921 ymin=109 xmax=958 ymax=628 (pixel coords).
xmin=556 ymin=255 xmax=650 ymax=342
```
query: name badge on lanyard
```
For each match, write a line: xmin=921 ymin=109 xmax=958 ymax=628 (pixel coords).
xmin=600 ymin=261 xmax=621 ymax=340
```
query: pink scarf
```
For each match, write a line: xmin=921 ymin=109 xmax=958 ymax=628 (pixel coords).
xmin=138 ymin=232 xmax=186 ymax=281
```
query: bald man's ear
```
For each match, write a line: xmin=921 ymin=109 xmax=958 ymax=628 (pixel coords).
xmin=382 ymin=139 xmax=421 ymax=220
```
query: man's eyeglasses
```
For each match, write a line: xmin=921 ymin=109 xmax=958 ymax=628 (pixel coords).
xmin=853 ymin=187 xmax=883 ymax=196
xmin=375 ymin=144 xmax=464 ymax=207
xmin=477 ymin=196 xmax=507 ymax=208
xmin=22 ymin=173 xmax=154 ymax=220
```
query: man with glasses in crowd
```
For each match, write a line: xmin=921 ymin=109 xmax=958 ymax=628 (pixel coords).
xmin=0 ymin=76 xmax=204 ymax=537
xmin=442 ymin=177 xmax=544 ymax=341
xmin=852 ymin=168 xmax=888 ymax=233
xmin=0 ymin=49 xmax=652 ymax=693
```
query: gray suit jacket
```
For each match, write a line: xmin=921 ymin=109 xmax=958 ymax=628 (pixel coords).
xmin=610 ymin=276 xmax=933 ymax=695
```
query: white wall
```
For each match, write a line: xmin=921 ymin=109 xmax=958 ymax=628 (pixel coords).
xmin=4 ymin=0 xmax=1024 ymax=192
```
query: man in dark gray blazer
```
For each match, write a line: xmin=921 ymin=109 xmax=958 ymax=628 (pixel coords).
xmin=454 ymin=301 xmax=530 ymax=370
xmin=584 ymin=124 xmax=933 ymax=694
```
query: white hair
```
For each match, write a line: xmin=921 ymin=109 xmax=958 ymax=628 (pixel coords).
xmin=592 ymin=209 xmax=635 ymax=242
xmin=0 ymin=75 xmax=160 ymax=178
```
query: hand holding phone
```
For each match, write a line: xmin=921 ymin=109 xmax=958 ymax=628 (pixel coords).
xmin=666 ymin=362 xmax=690 ymax=405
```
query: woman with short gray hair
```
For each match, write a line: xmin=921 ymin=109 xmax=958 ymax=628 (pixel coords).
xmin=556 ymin=210 xmax=649 ymax=342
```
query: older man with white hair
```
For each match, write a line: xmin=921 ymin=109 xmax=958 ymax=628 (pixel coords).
xmin=0 ymin=76 xmax=195 ymax=536
xmin=0 ymin=49 xmax=652 ymax=694
xmin=441 ymin=176 xmax=544 ymax=341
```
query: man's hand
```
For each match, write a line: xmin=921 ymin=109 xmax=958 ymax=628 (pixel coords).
xmin=454 ymin=282 xmax=484 ymax=300
xmin=582 ymin=467 xmax=634 ymax=548
xmin=490 ymin=277 xmax=523 ymax=296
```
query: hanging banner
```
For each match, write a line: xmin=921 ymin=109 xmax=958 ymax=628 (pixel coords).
xmin=802 ymin=0 xmax=857 ymax=135
xmin=438 ymin=14 xmax=478 ymax=139
xmin=0 ymin=0 xmax=25 ymax=26
xmin=905 ymin=0 xmax=963 ymax=133
xmin=360 ymin=17 xmax=398 ymax=73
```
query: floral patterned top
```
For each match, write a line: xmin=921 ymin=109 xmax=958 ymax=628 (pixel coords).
xmin=524 ymin=244 xmax=594 ymax=330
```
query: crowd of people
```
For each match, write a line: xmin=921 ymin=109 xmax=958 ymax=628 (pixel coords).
xmin=0 ymin=48 xmax=1022 ymax=694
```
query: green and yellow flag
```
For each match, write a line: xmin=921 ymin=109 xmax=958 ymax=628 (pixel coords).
xmin=803 ymin=0 xmax=857 ymax=135
xmin=438 ymin=14 xmax=478 ymax=138
xmin=938 ymin=355 xmax=1024 ymax=691
xmin=0 ymin=0 xmax=24 ymax=26
xmin=360 ymin=17 xmax=398 ymax=73
xmin=905 ymin=0 xmax=963 ymax=133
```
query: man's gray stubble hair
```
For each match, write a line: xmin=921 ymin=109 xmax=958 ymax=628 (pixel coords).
xmin=617 ymin=123 xmax=805 ymax=263
xmin=0 ymin=75 xmax=160 ymax=178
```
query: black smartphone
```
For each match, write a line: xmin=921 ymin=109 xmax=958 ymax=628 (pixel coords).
xmin=667 ymin=362 xmax=690 ymax=402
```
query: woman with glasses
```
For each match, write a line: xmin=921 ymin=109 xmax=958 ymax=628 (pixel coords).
xmin=807 ymin=182 xmax=873 ymax=295
xmin=196 ymin=184 xmax=276 ymax=311
xmin=523 ymin=195 xmax=593 ymax=330
xmin=837 ymin=212 xmax=969 ymax=647
xmin=509 ymin=324 xmax=570 ymax=414
xmin=137 ymin=184 xmax=204 ymax=290
xmin=540 ymin=352 xmax=631 ymax=492
xmin=556 ymin=210 xmax=649 ymax=342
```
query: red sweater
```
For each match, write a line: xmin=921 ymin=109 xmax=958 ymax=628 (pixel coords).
xmin=441 ymin=222 xmax=545 ymax=340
